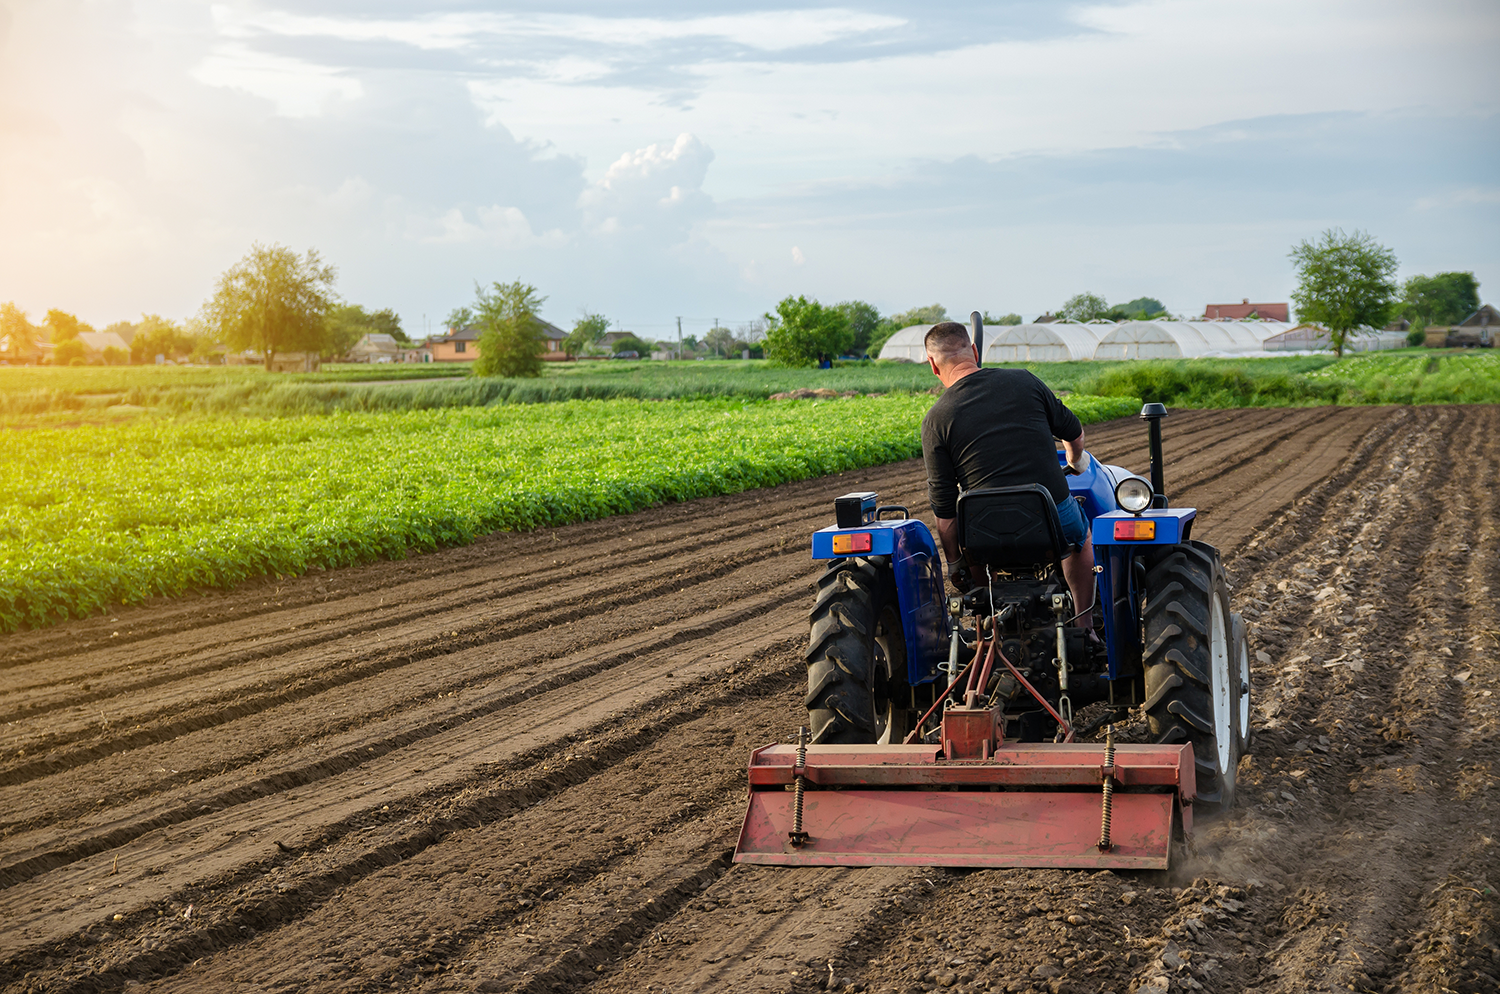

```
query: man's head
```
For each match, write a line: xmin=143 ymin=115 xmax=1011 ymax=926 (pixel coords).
xmin=924 ymin=321 xmax=979 ymax=379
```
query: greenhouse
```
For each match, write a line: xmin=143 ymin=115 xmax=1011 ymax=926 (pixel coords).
xmin=982 ymin=322 xmax=1102 ymax=363
xmin=876 ymin=325 xmax=944 ymax=362
xmin=1092 ymin=321 xmax=1292 ymax=360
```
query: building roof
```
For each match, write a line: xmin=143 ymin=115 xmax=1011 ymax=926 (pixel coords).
xmin=75 ymin=331 xmax=130 ymax=353
xmin=983 ymin=322 xmax=1101 ymax=363
xmin=1458 ymin=303 xmax=1496 ymax=327
xmin=1202 ymin=299 xmax=1290 ymax=322
xmin=443 ymin=319 xmax=566 ymax=343
xmin=1094 ymin=321 xmax=1292 ymax=360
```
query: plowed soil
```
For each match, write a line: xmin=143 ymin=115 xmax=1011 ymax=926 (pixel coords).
xmin=3 ymin=406 xmax=1497 ymax=994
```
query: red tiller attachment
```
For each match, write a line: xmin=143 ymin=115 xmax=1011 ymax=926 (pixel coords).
xmin=733 ymin=707 xmax=1195 ymax=870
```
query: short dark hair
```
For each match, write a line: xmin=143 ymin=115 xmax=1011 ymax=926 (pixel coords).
xmin=924 ymin=322 xmax=973 ymax=363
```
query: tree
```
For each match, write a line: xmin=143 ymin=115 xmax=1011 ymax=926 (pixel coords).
xmin=1289 ymin=228 xmax=1399 ymax=358
xmin=471 ymin=280 xmax=547 ymax=378
xmin=1399 ymin=272 xmax=1480 ymax=328
xmin=703 ymin=325 xmax=736 ymax=357
xmin=324 ymin=303 xmax=377 ymax=360
xmin=52 ymin=338 xmax=87 ymax=365
xmin=833 ymin=300 xmax=882 ymax=354
xmin=102 ymin=346 xmax=129 ymax=365
xmin=444 ymin=307 xmax=474 ymax=333
xmin=982 ymin=312 xmax=1023 ymax=326
xmin=203 ymin=243 xmax=337 ymax=370
xmin=610 ymin=333 xmax=651 ymax=356
xmin=1058 ymin=292 xmax=1109 ymax=323
xmin=564 ymin=313 xmax=610 ymax=357
xmin=130 ymin=314 xmax=189 ymax=364
xmin=45 ymin=309 xmax=90 ymax=342
xmin=368 ymin=308 xmax=409 ymax=345
xmin=0 ymin=303 xmax=39 ymax=362
xmin=762 ymin=295 xmax=854 ymax=367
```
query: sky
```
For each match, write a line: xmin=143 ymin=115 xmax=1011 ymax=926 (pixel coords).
xmin=1 ymin=0 xmax=1497 ymax=342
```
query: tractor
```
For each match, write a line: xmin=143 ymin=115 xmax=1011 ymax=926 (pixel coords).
xmin=734 ymin=389 xmax=1250 ymax=870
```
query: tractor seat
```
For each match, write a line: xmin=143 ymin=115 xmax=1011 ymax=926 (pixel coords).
xmin=955 ymin=485 xmax=1068 ymax=576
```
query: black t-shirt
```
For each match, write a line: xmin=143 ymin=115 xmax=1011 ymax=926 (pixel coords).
xmin=921 ymin=367 xmax=1083 ymax=518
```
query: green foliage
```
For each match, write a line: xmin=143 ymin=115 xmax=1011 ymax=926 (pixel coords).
xmin=472 ymin=280 xmax=547 ymax=378
xmin=889 ymin=304 xmax=948 ymax=328
xmin=564 ymin=313 xmax=610 ymax=357
xmin=983 ymin=312 xmax=1023 ymax=326
xmin=1118 ymin=297 xmax=1166 ymax=318
xmin=45 ymin=309 xmax=89 ymax=342
xmin=0 ymin=390 xmax=1136 ymax=632
xmin=444 ymin=307 xmax=474 ymax=334
xmin=102 ymin=346 xmax=129 ymax=366
xmin=325 ymin=303 xmax=409 ymax=357
xmin=0 ymin=302 xmax=39 ymax=360
xmin=1399 ymin=272 xmax=1480 ymax=327
xmin=833 ymin=300 xmax=883 ymax=354
xmin=703 ymin=325 xmax=737 ymax=357
xmin=1059 ymin=293 xmax=1110 ymax=323
xmin=130 ymin=314 xmax=190 ymax=365
xmin=1289 ymin=228 xmax=1400 ymax=357
xmin=763 ymin=296 xmax=854 ymax=367
xmin=610 ymin=334 xmax=652 ymax=356
xmin=203 ymin=243 xmax=338 ymax=369
xmin=52 ymin=339 xmax=87 ymax=366
xmin=1406 ymin=327 xmax=1428 ymax=348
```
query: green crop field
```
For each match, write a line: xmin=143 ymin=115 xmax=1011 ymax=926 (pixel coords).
xmin=0 ymin=392 xmax=1142 ymax=631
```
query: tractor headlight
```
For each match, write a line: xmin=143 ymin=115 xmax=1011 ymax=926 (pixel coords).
xmin=1115 ymin=477 xmax=1153 ymax=514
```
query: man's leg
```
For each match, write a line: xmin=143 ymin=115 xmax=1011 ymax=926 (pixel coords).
xmin=1061 ymin=534 xmax=1097 ymax=626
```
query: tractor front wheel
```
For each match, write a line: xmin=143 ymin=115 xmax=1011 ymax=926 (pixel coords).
xmin=1141 ymin=541 xmax=1241 ymax=815
xmin=805 ymin=558 xmax=910 ymax=744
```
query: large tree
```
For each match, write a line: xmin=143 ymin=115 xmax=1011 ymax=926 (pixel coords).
xmin=45 ymin=309 xmax=90 ymax=342
xmin=203 ymin=243 xmax=337 ymax=370
xmin=1399 ymin=271 xmax=1480 ymax=328
xmin=471 ymin=280 xmax=548 ymax=378
xmin=129 ymin=314 xmax=189 ymax=364
xmin=703 ymin=325 xmax=736 ymax=357
xmin=832 ymin=300 xmax=882 ymax=355
xmin=0 ymin=303 xmax=39 ymax=362
xmin=1289 ymin=228 xmax=1399 ymax=358
xmin=762 ymin=295 xmax=854 ymax=367
xmin=563 ymin=312 xmax=610 ymax=357
xmin=1058 ymin=292 xmax=1109 ymax=323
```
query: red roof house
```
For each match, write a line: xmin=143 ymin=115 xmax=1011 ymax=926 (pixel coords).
xmin=1202 ymin=299 xmax=1290 ymax=322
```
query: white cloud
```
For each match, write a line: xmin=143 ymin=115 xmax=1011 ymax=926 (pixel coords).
xmin=206 ymin=5 xmax=905 ymax=53
xmin=578 ymin=134 xmax=715 ymax=236
xmin=193 ymin=43 xmax=363 ymax=117
xmin=417 ymin=204 xmax=564 ymax=248
xmin=791 ymin=246 xmax=805 ymax=265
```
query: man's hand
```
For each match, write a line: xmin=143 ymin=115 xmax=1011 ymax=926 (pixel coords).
xmin=947 ymin=560 xmax=973 ymax=593
xmin=1064 ymin=452 xmax=1090 ymax=476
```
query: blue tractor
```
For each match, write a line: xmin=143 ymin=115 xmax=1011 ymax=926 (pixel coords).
xmin=735 ymin=403 xmax=1252 ymax=869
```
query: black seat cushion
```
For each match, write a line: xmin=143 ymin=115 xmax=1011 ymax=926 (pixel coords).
xmin=956 ymin=485 xmax=1067 ymax=572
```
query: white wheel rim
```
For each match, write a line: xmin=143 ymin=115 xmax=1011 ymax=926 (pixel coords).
xmin=1210 ymin=596 xmax=1232 ymax=775
xmin=1237 ymin=632 xmax=1251 ymax=742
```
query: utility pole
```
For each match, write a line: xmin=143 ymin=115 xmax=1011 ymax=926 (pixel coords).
xmin=677 ymin=316 xmax=682 ymax=361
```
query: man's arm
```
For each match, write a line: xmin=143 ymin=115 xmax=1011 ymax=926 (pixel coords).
xmin=1060 ymin=428 xmax=1088 ymax=474
xmin=935 ymin=515 xmax=960 ymax=566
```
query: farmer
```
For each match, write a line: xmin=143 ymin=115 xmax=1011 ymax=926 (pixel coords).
xmin=919 ymin=321 xmax=1096 ymax=624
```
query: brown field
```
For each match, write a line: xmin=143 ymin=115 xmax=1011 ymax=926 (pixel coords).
xmin=2 ymin=406 xmax=1496 ymax=994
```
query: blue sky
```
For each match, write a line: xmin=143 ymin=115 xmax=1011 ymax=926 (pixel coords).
xmin=1 ymin=0 xmax=1496 ymax=341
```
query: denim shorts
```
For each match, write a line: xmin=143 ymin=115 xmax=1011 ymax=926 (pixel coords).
xmin=1056 ymin=494 xmax=1088 ymax=550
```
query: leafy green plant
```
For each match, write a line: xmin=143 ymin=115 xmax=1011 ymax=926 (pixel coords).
xmin=0 ymin=392 xmax=1136 ymax=632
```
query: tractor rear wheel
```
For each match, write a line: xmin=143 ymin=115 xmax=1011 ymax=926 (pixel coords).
xmin=1141 ymin=541 xmax=1240 ymax=815
xmin=1231 ymin=612 xmax=1252 ymax=753
xmin=805 ymin=558 xmax=910 ymax=744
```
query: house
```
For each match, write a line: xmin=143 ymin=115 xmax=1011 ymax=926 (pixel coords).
xmin=0 ymin=333 xmax=44 ymax=364
xmin=344 ymin=333 xmax=401 ymax=363
xmin=268 ymin=352 xmax=320 ymax=372
xmin=1424 ymin=303 xmax=1496 ymax=348
xmin=1202 ymin=299 xmax=1290 ymax=322
xmin=75 ymin=330 xmax=131 ymax=362
xmin=424 ymin=320 xmax=569 ymax=362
